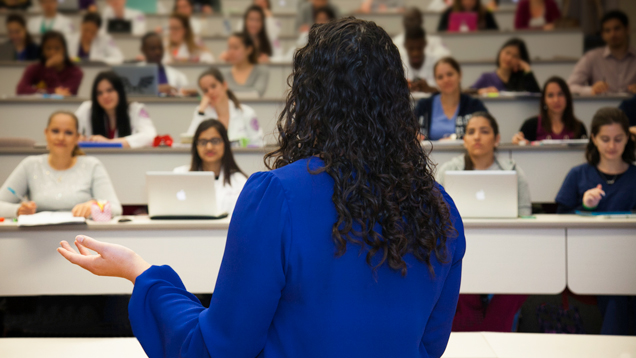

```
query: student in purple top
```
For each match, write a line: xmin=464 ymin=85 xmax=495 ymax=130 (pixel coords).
xmin=512 ymin=76 xmax=587 ymax=144
xmin=471 ymin=38 xmax=541 ymax=95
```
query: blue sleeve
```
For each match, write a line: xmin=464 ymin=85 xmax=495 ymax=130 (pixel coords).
xmin=555 ymin=167 xmax=582 ymax=213
xmin=129 ymin=171 xmax=291 ymax=358
xmin=421 ymin=185 xmax=465 ymax=358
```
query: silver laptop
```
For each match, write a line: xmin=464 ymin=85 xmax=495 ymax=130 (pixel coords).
xmin=444 ymin=171 xmax=518 ymax=218
xmin=146 ymin=172 xmax=226 ymax=219
xmin=112 ymin=64 xmax=159 ymax=97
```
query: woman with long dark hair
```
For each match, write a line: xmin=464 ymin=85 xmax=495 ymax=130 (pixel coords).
xmin=175 ymin=119 xmax=247 ymax=215
xmin=437 ymin=0 xmax=499 ymax=31
xmin=471 ymin=38 xmax=541 ymax=94
xmin=16 ymin=30 xmax=83 ymax=95
xmin=513 ymin=76 xmax=587 ymax=144
xmin=74 ymin=71 xmax=157 ymax=148
xmin=556 ymin=108 xmax=636 ymax=213
xmin=241 ymin=5 xmax=277 ymax=62
xmin=221 ymin=32 xmax=269 ymax=97
xmin=187 ymin=67 xmax=263 ymax=146
xmin=0 ymin=13 xmax=39 ymax=61
xmin=58 ymin=18 xmax=465 ymax=357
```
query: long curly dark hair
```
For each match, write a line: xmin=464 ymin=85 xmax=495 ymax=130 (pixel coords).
xmin=265 ymin=18 xmax=455 ymax=276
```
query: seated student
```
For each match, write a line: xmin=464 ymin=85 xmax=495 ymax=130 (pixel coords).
xmin=191 ymin=0 xmax=220 ymax=14
xmin=568 ymin=10 xmax=636 ymax=96
xmin=514 ymin=0 xmax=561 ymax=30
xmin=139 ymin=32 xmax=190 ymax=96
xmin=414 ymin=57 xmax=488 ymax=140
xmin=75 ymin=71 xmax=157 ymax=148
xmin=0 ymin=111 xmax=122 ymax=218
xmin=241 ymin=5 xmax=281 ymax=63
xmin=188 ymin=67 xmax=263 ymax=147
xmin=236 ymin=0 xmax=281 ymax=53
xmin=26 ymin=0 xmax=75 ymax=39
xmin=358 ymin=0 xmax=405 ymax=13
xmin=175 ymin=119 xmax=248 ymax=215
xmin=555 ymin=108 xmax=636 ymax=336
xmin=556 ymin=107 xmax=636 ymax=214
xmin=16 ymin=31 xmax=84 ymax=96
xmin=0 ymin=14 xmax=39 ymax=61
xmin=436 ymin=112 xmax=532 ymax=216
xmin=173 ymin=0 xmax=205 ymax=36
xmin=618 ymin=95 xmax=636 ymax=136
xmin=393 ymin=8 xmax=450 ymax=61
xmin=296 ymin=0 xmax=340 ymax=32
xmin=513 ymin=76 xmax=588 ymax=144
xmin=67 ymin=13 xmax=124 ymax=65
xmin=402 ymin=26 xmax=438 ymax=93
xmin=163 ymin=13 xmax=214 ymax=64
xmin=222 ymin=32 xmax=270 ymax=97
xmin=437 ymin=0 xmax=499 ymax=32
xmin=102 ymin=0 xmax=146 ymax=36
xmin=471 ymin=38 xmax=541 ymax=94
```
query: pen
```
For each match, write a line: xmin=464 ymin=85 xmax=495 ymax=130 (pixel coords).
xmin=7 ymin=187 xmax=27 ymax=202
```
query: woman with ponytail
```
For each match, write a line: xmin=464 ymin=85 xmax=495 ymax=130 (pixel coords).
xmin=75 ymin=71 xmax=157 ymax=148
xmin=187 ymin=66 xmax=264 ymax=147
xmin=0 ymin=111 xmax=122 ymax=218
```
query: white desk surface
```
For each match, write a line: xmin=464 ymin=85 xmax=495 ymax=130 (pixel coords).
xmin=0 ymin=95 xmax=625 ymax=155
xmin=1 ymin=333 xmax=635 ymax=358
xmin=0 ymin=215 xmax=634 ymax=296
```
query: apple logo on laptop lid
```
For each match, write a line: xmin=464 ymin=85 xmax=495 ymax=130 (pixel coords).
xmin=475 ymin=189 xmax=486 ymax=201
xmin=176 ymin=190 xmax=186 ymax=201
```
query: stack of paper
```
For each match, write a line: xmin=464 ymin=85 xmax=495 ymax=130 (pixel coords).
xmin=17 ymin=212 xmax=86 ymax=227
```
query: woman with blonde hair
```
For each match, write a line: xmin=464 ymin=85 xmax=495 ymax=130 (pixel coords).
xmin=0 ymin=111 xmax=122 ymax=218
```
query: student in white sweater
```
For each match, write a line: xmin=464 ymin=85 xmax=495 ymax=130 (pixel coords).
xmin=75 ymin=71 xmax=157 ymax=148
xmin=27 ymin=0 xmax=75 ymax=39
xmin=187 ymin=67 xmax=264 ymax=147
xmin=0 ymin=111 xmax=122 ymax=218
xmin=175 ymin=119 xmax=248 ymax=216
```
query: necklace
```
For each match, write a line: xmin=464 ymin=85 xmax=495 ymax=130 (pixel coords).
xmin=598 ymin=171 xmax=619 ymax=185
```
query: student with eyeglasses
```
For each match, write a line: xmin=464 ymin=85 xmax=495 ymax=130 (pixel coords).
xmin=187 ymin=67 xmax=264 ymax=147
xmin=174 ymin=119 xmax=247 ymax=216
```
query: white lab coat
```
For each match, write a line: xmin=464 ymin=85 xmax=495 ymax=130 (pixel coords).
xmin=101 ymin=6 xmax=146 ymax=36
xmin=66 ymin=32 xmax=124 ymax=65
xmin=172 ymin=166 xmax=248 ymax=216
xmin=163 ymin=41 xmax=214 ymax=64
xmin=137 ymin=61 xmax=189 ymax=89
xmin=75 ymin=101 xmax=157 ymax=148
xmin=27 ymin=13 xmax=75 ymax=39
xmin=187 ymin=101 xmax=264 ymax=147
xmin=399 ymin=44 xmax=440 ymax=85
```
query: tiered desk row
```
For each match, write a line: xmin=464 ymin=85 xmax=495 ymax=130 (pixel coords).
xmin=1 ymin=215 xmax=635 ymax=296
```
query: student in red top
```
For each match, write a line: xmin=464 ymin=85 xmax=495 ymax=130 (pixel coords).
xmin=514 ymin=0 xmax=561 ymax=30
xmin=16 ymin=30 xmax=83 ymax=96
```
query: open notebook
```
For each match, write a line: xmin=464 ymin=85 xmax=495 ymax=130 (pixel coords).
xmin=17 ymin=212 xmax=86 ymax=227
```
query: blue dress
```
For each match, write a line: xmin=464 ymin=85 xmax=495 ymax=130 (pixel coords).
xmin=128 ymin=157 xmax=466 ymax=358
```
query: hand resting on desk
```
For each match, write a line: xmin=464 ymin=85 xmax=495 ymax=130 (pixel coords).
xmin=57 ymin=235 xmax=151 ymax=284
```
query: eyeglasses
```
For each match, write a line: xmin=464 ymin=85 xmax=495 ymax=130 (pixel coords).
xmin=196 ymin=138 xmax=223 ymax=147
